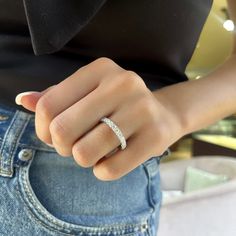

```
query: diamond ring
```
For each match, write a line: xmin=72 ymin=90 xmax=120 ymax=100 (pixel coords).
xmin=100 ymin=117 xmax=127 ymax=150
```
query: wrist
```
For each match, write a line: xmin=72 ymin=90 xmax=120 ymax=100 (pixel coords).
xmin=152 ymin=82 xmax=193 ymax=136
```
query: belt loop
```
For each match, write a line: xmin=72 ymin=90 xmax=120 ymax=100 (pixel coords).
xmin=0 ymin=110 xmax=31 ymax=177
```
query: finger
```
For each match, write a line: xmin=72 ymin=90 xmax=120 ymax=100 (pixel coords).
xmin=20 ymin=92 xmax=41 ymax=112
xmin=92 ymin=129 xmax=156 ymax=181
xmin=49 ymin=77 xmax=145 ymax=157
xmin=71 ymin=105 xmax=139 ymax=167
xmin=20 ymin=85 xmax=57 ymax=112
xmin=35 ymin=58 xmax=122 ymax=144
xmin=49 ymin=81 xmax=125 ymax=156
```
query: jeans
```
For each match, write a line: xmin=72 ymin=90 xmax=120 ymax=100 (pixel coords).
xmin=0 ymin=101 xmax=170 ymax=236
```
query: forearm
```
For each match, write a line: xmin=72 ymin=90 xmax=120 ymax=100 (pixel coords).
xmin=152 ymin=54 xmax=236 ymax=135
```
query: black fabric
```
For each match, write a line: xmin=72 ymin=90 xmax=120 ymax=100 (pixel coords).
xmin=0 ymin=0 xmax=213 ymax=113
xmin=23 ymin=0 xmax=107 ymax=55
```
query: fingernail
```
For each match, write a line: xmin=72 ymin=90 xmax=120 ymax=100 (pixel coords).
xmin=15 ymin=91 xmax=38 ymax=105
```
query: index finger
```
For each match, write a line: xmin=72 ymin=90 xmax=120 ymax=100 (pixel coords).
xmin=35 ymin=57 xmax=123 ymax=144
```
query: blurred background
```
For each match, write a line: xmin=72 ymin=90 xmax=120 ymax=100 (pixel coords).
xmin=163 ymin=0 xmax=236 ymax=162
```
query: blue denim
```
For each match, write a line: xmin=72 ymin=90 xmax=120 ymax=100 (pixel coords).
xmin=0 ymin=101 xmax=170 ymax=236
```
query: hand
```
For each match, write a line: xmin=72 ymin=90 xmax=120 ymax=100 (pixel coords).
xmin=16 ymin=57 xmax=183 ymax=181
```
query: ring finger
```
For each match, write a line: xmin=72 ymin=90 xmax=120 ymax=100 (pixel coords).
xmin=71 ymin=103 xmax=142 ymax=168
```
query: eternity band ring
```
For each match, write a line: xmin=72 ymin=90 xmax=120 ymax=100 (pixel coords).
xmin=100 ymin=117 xmax=127 ymax=150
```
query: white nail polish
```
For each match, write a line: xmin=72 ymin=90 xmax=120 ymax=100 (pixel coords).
xmin=15 ymin=91 xmax=38 ymax=105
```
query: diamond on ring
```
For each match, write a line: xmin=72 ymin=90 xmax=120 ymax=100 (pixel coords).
xmin=100 ymin=117 xmax=127 ymax=150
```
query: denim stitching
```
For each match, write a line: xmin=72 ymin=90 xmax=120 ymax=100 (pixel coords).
xmin=15 ymin=182 xmax=74 ymax=236
xmin=142 ymin=155 xmax=163 ymax=213
xmin=19 ymin=166 xmax=76 ymax=233
xmin=0 ymin=110 xmax=32 ymax=176
xmin=9 ymin=112 xmax=32 ymax=172
xmin=147 ymin=207 xmax=161 ymax=236
xmin=0 ymin=108 xmax=151 ymax=235
xmin=0 ymin=110 xmax=22 ymax=176
xmin=25 ymin=157 xmax=148 ymax=230
xmin=0 ymin=111 xmax=16 ymax=175
xmin=18 ymin=161 xmax=149 ymax=235
xmin=142 ymin=164 xmax=156 ymax=211
xmin=17 ymin=143 xmax=60 ymax=153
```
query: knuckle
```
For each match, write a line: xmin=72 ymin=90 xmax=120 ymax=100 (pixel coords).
xmin=49 ymin=116 xmax=67 ymax=142
xmin=124 ymin=70 xmax=145 ymax=87
xmin=118 ymin=70 xmax=145 ymax=92
xmin=95 ymin=57 xmax=115 ymax=67
xmin=36 ymin=95 xmax=53 ymax=119
xmin=124 ymin=70 xmax=139 ymax=80
xmin=72 ymin=145 xmax=93 ymax=168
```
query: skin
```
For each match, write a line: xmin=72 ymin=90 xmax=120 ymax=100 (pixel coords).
xmin=17 ymin=0 xmax=236 ymax=181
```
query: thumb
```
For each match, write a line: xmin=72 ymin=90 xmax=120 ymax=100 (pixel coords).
xmin=15 ymin=85 xmax=56 ymax=112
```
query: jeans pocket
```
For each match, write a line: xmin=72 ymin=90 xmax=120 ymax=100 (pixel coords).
xmin=17 ymin=149 xmax=156 ymax=236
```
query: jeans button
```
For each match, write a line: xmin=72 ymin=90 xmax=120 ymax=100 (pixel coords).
xmin=18 ymin=148 xmax=33 ymax=161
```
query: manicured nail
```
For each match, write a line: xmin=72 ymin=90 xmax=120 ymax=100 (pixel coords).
xmin=15 ymin=91 xmax=38 ymax=105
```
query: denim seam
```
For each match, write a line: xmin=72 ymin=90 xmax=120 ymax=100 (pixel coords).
xmin=146 ymin=223 xmax=152 ymax=236
xmin=17 ymin=143 xmax=58 ymax=153
xmin=0 ymin=110 xmax=31 ymax=177
xmin=15 ymin=182 xmax=74 ymax=236
xmin=1 ymin=140 xmax=69 ymax=155
xmin=16 ymin=179 xmax=79 ymax=236
xmin=11 ymin=113 xmax=32 ymax=166
xmin=142 ymin=156 xmax=163 ymax=211
xmin=142 ymin=164 xmax=156 ymax=212
xmin=0 ymin=111 xmax=17 ymax=176
xmin=18 ymin=159 xmax=149 ymax=235
xmin=19 ymin=162 xmax=81 ymax=234
xmin=147 ymin=207 xmax=161 ymax=236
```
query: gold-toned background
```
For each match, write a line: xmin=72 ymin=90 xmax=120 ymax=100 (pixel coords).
xmin=164 ymin=0 xmax=236 ymax=162
xmin=186 ymin=0 xmax=234 ymax=79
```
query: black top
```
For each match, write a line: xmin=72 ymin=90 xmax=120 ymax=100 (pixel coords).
xmin=0 ymin=0 xmax=213 ymax=113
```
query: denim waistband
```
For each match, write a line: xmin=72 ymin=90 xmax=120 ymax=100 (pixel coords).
xmin=0 ymin=101 xmax=54 ymax=178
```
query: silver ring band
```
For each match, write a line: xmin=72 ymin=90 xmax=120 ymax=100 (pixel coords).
xmin=100 ymin=117 xmax=127 ymax=150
